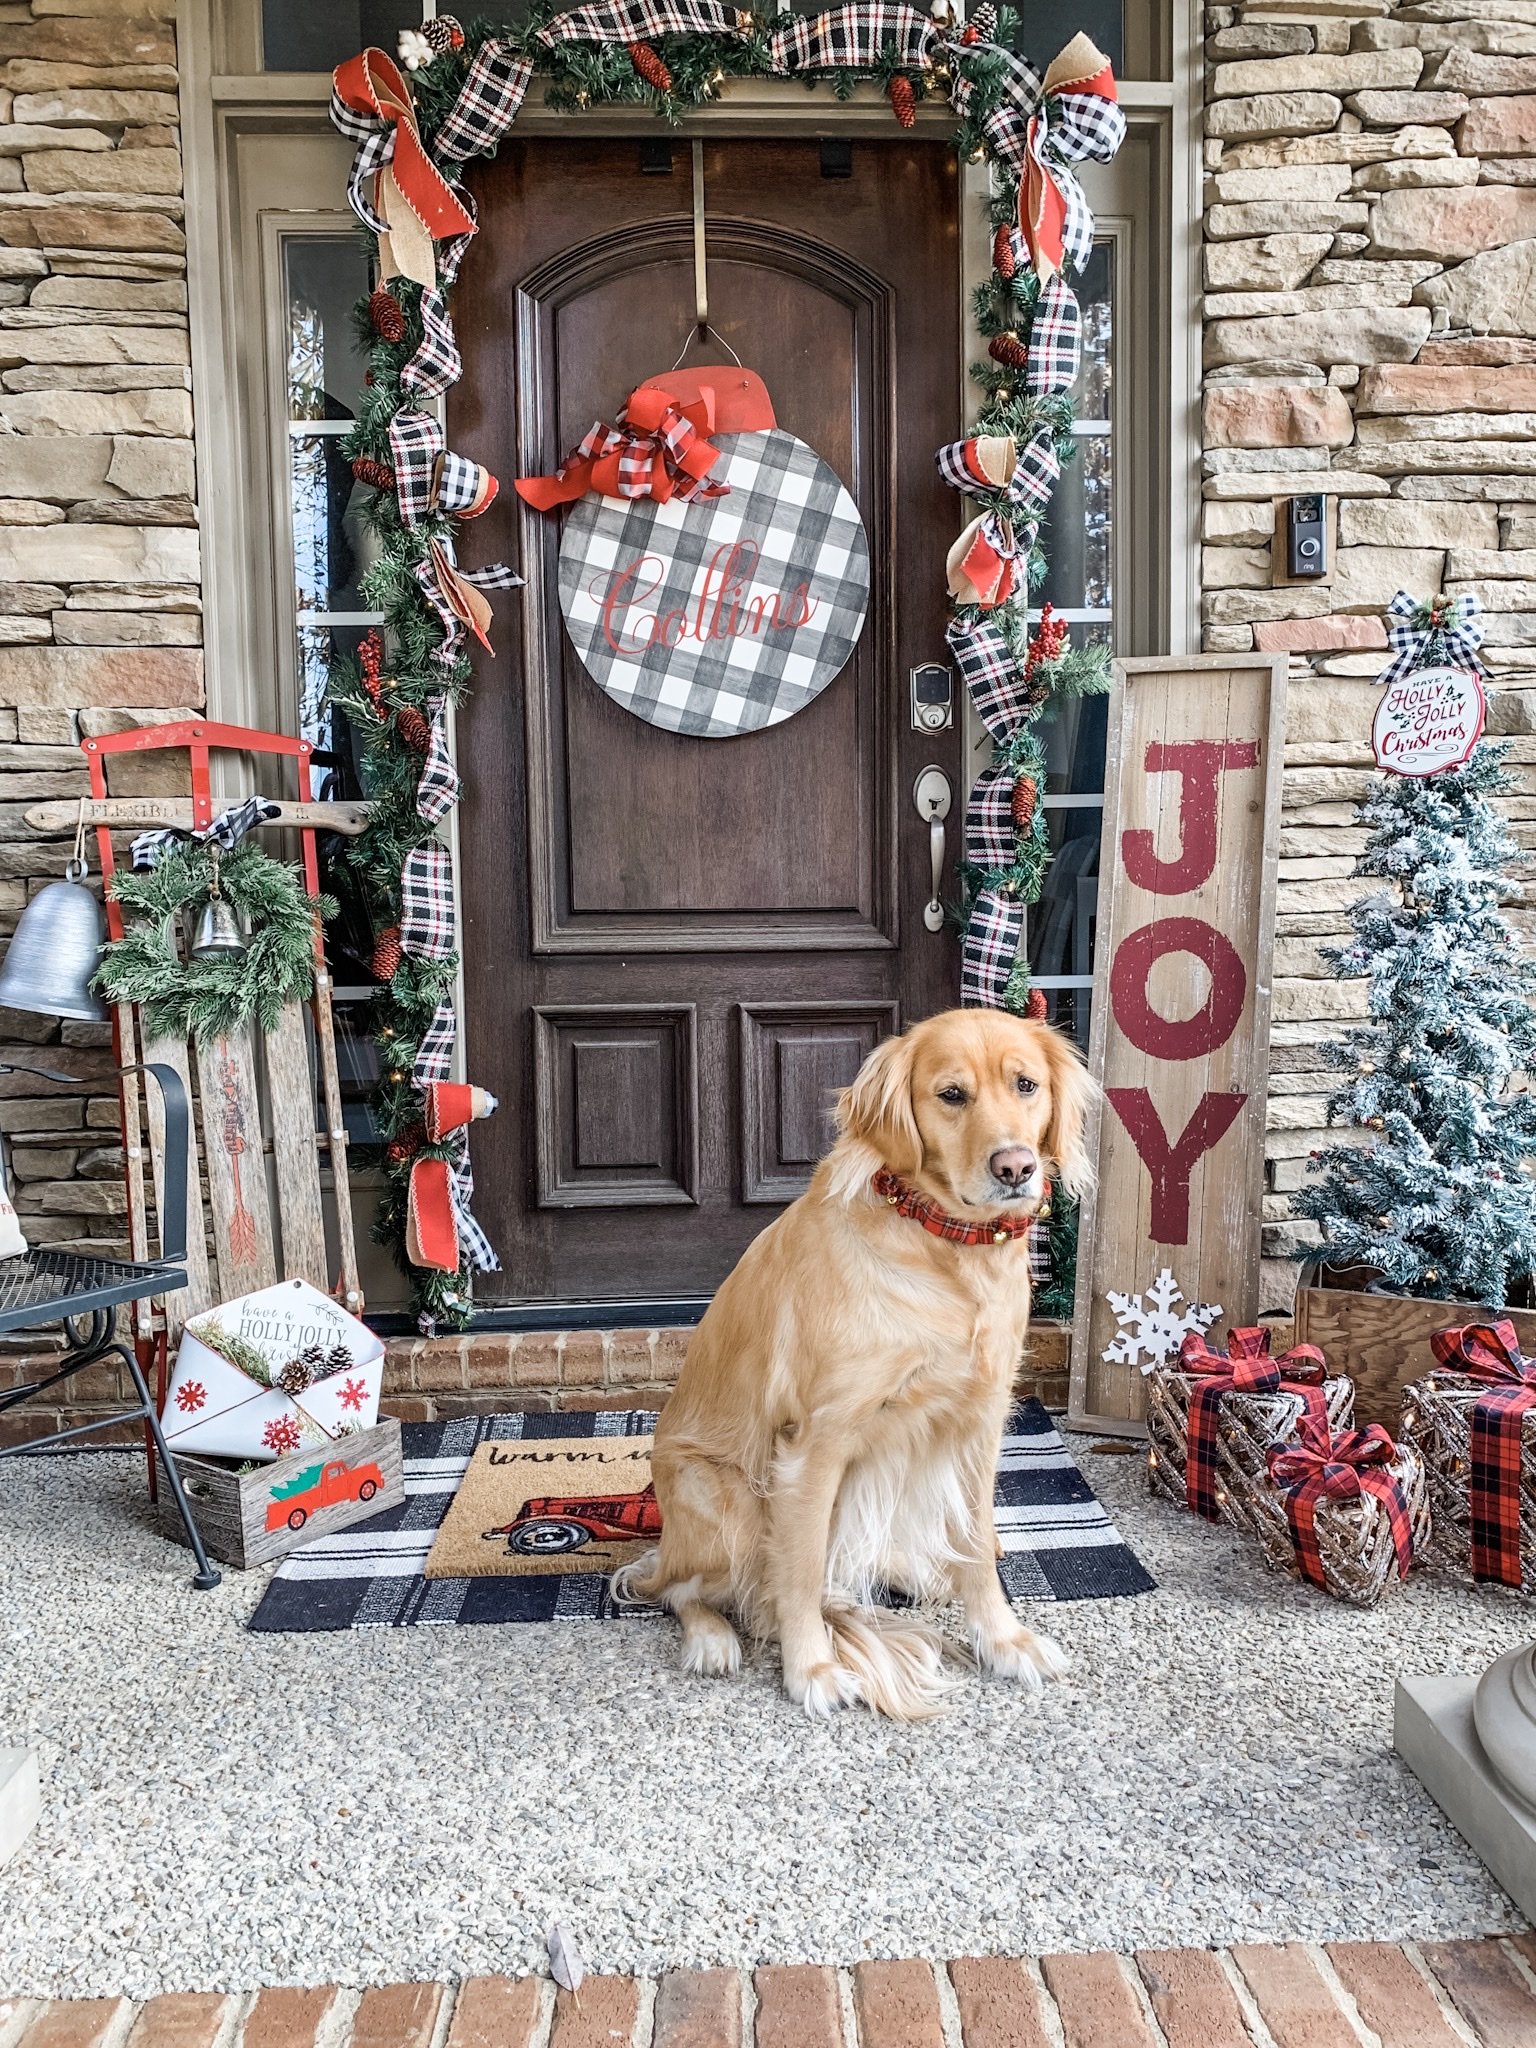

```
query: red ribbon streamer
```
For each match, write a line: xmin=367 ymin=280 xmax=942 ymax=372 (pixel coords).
xmin=1429 ymin=1318 xmax=1536 ymax=1587
xmin=1179 ymin=1325 xmax=1328 ymax=1523
xmin=1267 ymin=1415 xmax=1414 ymax=1590
xmin=332 ymin=49 xmax=475 ymax=277
xmin=516 ymin=385 xmax=726 ymax=511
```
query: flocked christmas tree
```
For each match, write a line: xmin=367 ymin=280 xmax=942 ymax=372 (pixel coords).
xmin=1292 ymin=743 xmax=1536 ymax=1307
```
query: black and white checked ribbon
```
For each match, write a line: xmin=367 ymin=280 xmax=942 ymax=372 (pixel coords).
xmin=434 ymin=40 xmax=534 ymax=161
xmin=769 ymin=0 xmax=936 ymax=71
xmin=948 ymin=43 xmax=1041 ymax=178
xmin=400 ymin=841 xmax=456 ymax=959
xmin=131 ymin=797 xmax=283 ymax=872
xmin=538 ymin=0 xmax=744 ymax=41
xmin=965 ymin=762 xmax=1015 ymax=871
xmin=1027 ymin=274 xmax=1082 ymax=396
xmin=448 ymin=1135 xmax=498 ymax=1272
xmin=946 ymin=612 xmax=1026 ymax=741
xmin=962 ymin=888 xmax=1024 ymax=1007
xmin=416 ymin=698 xmax=461 ymax=824
xmin=1380 ymin=590 xmax=1485 ymax=688
xmin=388 ymin=408 xmax=497 ymax=527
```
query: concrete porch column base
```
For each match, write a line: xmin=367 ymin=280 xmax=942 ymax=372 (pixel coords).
xmin=1396 ymin=1662 xmax=1536 ymax=1923
xmin=0 ymin=1747 xmax=38 ymax=1870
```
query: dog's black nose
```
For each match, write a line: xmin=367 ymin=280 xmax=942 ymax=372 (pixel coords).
xmin=989 ymin=1146 xmax=1037 ymax=1187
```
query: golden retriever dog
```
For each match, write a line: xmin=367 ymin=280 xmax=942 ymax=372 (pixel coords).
xmin=617 ymin=1007 xmax=1097 ymax=1719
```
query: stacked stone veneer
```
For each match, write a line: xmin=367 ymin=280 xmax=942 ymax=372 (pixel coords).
xmin=1198 ymin=0 xmax=1536 ymax=1308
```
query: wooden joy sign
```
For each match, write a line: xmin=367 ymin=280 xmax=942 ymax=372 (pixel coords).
xmin=1069 ymin=656 xmax=1288 ymax=1432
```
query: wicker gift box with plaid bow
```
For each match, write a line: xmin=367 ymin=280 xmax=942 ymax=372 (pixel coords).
xmin=1146 ymin=1325 xmax=1354 ymax=1529
xmin=1245 ymin=1415 xmax=1429 ymax=1607
xmin=1402 ymin=1318 xmax=1536 ymax=1594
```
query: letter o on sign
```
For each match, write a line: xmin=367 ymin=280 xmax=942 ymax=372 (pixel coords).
xmin=1109 ymin=916 xmax=1248 ymax=1061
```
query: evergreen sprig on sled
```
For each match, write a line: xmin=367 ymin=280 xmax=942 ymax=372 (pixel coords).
xmin=1291 ymin=744 xmax=1536 ymax=1308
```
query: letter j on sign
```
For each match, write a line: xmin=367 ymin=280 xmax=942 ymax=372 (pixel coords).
xmin=1069 ymin=657 xmax=1289 ymax=1433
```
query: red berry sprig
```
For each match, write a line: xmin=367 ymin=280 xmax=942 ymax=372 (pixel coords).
xmin=888 ymin=74 xmax=917 ymax=128
xmin=628 ymin=40 xmax=672 ymax=91
xmin=358 ymin=629 xmax=386 ymax=712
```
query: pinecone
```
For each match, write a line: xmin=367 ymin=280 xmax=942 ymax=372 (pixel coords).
xmin=386 ymin=1119 xmax=427 ymax=1167
xmin=1026 ymin=986 xmax=1048 ymax=1021
xmin=395 ymin=704 xmax=433 ymax=753
xmin=988 ymin=330 xmax=1029 ymax=371
xmin=423 ymin=14 xmax=465 ymax=52
xmin=1011 ymin=775 xmax=1037 ymax=834
xmin=888 ymin=73 xmax=917 ymax=128
xmin=277 ymin=1358 xmax=313 ymax=1396
xmin=372 ymin=924 xmax=403 ymax=982
xmin=325 ymin=1342 xmax=354 ymax=1375
xmin=627 ymin=40 xmax=672 ymax=92
xmin=992 ymin=222 xmax=1016 ymax=280
xmin=351 ymin=455 xmax=396 ymax=492
xmin=967 ymin=1 xmax=997 ymax=40
xmin=368 ymin=287 xmax=406 ymax=343
xmin=300 ymin=1344 xmax=330 ymax=1374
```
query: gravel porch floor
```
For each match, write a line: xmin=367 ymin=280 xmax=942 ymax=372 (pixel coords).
xmin=0 ymin=1436 xmax=1529 ymax=2000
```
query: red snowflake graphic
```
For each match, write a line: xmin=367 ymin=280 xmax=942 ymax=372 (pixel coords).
xmin=174 ymin=1379 xmax=207 ymax=1414
xmin=262 ymin=1415 xmax=302 ymax=1455
xmin=338 ymin=1376 xmax=368 ymax=1413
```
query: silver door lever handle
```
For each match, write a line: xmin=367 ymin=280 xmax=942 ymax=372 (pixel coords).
xmin=913 ymin=766 xmax=952 ymax=934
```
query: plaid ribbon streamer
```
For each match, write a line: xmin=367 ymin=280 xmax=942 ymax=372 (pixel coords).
xmin=1429 ymin=1318 xmax=1536 ymax=1587
xmin=416 ymin=696 xmax=461 ymax=824
xmin=965 ymin=761 xmax=1015 ymax=870
xmin=947 ymin=44 xmax=1043 ymax=178
xmin=131 ymin=797 xmax=282 ymax=871
xmin=769 ymin=1 xmax=937 ymax=71
xmin=402 ymin=287 xmax=463 ymax=401
xmin=1380 ymin=590 xmax=1486 ymax=691
xmin=413 ymin=997 xmax=458 ymax=1083
xmin=1179 ymin=1325 xmax=1329 ymax=1524
xmin=946 ymin=611 xmax=1025 ymax=740
xmin=1027 ymin=274 xmax=1083 ymax=396
xmin=330 ymin=48 xmax=475 ymax=288
xmin=539 ymin=0 xmax=744 ymax=40
xmin=961 ymin=886 xmax=1023 ymax=1007
xmin=935 ymin=426 xmax=1060 ymax=521
xmin=433 ymin=40 xmax=534 ymax=161
xmin=1267 ymin=1416 xmax=1415 ymax=1591
xmin=872 ymin=1166 xmax=1042 ymax=1245
xmin=1019 ymin=36 xmax=1125 ymax=281
xmin=448 ymin=1133 xmax=498 ymax=1272
xmin=415 ymin=539 xmax=523 ymax=665
xmin=388 ymin=408 xmax=498 ymax=527
xmin=400 ymin=841 xmax=456 ymax=960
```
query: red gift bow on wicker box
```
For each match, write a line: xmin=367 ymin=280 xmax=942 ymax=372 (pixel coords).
xmin=1178 ymin=1325 xmax=1329 ymax=1523
xmin=1428 ymin=1317 xmax=1536 ymax=1588
xmin=1266 ymin=1416 xmax=1414 ymax=1591
xmin=516 ymin=385 xmax=729 ymax=511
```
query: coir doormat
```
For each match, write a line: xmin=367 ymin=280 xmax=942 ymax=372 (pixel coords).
xmin=423 ymin=1432 xmax=657 ymax=1580
xmin=246 ymin=1401 xmax=1154 ymax=1633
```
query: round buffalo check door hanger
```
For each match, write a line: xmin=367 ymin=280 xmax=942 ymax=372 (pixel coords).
xmin=523 ymin=368 xmax=870 ymax=740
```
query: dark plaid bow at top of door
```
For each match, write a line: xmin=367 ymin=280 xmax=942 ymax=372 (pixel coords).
xmin=1178 ymin=1325 xmax=1329 ymax=1523
xmin=1429 ymin=1317 xmax=1536 ymax=1587
xmin=1266 ymin=1415 xmax=1416 ymax=1591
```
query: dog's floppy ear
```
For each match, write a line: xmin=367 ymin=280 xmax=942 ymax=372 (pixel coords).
xmin=1036 ymin=1027 xmax=1098 ymax=1200
xmin=836 ymin=1031 xmax=921 ymax=1176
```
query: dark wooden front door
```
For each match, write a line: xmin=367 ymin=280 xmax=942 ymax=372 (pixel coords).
xmin=452 ymin=134 xmax=963 ymax=1309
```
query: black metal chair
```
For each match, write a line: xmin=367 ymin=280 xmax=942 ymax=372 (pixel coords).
xmin=0 ymin=1058 xmax=221 ymax=1588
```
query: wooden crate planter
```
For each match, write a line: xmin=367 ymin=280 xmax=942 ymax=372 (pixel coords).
xmin=1246 ymin=1441 xmax=1430 ymax=1607
xmin=1401 ymin=1376 xmax=1536 ymax=1594
xmin=156 ymin=1418 xmax=403 ymax=1569
xmin=1293 ymin=1263 xmax=1536 ymax=1431
xmin=1146 ymin=1366 xmax=1354 ymax=1526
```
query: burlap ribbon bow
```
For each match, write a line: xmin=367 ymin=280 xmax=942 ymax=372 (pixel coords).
xmin=330 ymin=47 xmax=476 ymax=290
xmin=1267 ymin=1415 xmax=1414 ymax=1590
xmin=1178 ymin=1326 xmax=1328 ymax=1523
xmin=1019 ymin=35 xmax=1127 ymax=283
xmin=516 ymin=386 xmax=728 ymax=511
xmin=1428 ymin=1317 xmax=1536 ymax=1587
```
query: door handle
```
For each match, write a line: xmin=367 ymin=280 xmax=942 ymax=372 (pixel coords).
xmin=913 ymin=766 xmax=952 ymax=934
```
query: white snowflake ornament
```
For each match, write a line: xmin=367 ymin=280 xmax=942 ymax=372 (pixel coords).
xmin=1102 ymin=1267 xmax=1222 ymax=1374
xmin=398 ymin=27 xmax=433 ymax=70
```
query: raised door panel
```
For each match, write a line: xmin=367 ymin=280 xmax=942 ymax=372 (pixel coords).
xmin=740 ymin=1000 xmax=898 ymax=1203
xmin=534 ymin=1005 xmax=699 ymax=1207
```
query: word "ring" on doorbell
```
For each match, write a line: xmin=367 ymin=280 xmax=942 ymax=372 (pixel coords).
xmin=910 ymin=663 xmax=954 ymax=732
xmin=1287 ymin=494 xmax=1328 ymax=579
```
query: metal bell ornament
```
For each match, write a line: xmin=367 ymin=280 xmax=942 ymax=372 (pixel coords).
xmin=0 ymin=853 xmax=107 ymax=1022
xmin=188 ymin=844 xmax=247 ymax=962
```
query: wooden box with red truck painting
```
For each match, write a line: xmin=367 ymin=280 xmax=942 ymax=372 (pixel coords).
xmin=155 ymin=1418 xmax=403 ymax=1569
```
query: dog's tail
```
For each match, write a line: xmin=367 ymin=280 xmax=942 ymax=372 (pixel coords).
xmin=825 ymin=1605 xmax=961 ymax=1721
xmin=609 ymin=1547 xmax=664 ymax=1607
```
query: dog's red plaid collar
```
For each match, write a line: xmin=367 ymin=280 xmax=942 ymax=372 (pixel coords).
xmin=871 ymin=1168 xmax=1044 ymax=1245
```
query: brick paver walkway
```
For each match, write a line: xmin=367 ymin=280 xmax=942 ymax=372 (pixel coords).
xmin=4 ymin=1939 xmax=1534 ymax=2048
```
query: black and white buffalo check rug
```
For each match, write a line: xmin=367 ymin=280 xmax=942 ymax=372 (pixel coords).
xmin=247 ymin=1400 xmax=1153 ymax=1632
xmin=557 ymin=427 xmax=870 ymax=739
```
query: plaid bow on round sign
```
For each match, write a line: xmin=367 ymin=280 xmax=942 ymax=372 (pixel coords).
xmin=557 ymin=427 xmax=870 ymax=739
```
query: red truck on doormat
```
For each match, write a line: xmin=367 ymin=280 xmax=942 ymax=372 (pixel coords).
xmin=266 ymin=1456 xmax=384 ymax=1533
xmin=484 ymin=1484 xmax=663 ymax=1557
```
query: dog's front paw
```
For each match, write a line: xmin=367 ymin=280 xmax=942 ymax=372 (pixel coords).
xmin=976 ymin=1626 xmax=1068 ymax=1691
xmin=680 ymin=1611 xmax=744 ymax=1678
xmin=785 ymin=1658 xmax=861 ymax=1717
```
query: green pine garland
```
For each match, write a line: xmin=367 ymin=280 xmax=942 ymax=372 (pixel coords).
xmin=331 ymin=3 xmax=1111 ymax=1325
xmin=93 ymin=843 xmax=336 ymax=1043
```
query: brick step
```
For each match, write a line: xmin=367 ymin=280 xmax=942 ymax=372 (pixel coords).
xmin=3 ymin=1940 xmax=1530 ymax=2048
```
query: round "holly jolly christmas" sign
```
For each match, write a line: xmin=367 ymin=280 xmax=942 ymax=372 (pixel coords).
xmin=1371 ymin=663 xmax=1486 ymax=777
xmin=557 ymin=427 xmax=870 ymax=740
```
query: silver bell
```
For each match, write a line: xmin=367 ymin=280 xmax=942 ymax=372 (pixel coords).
xmin=0 ymin=857 xmax=107 ymax=1021
xmin=189 ymin=894 xmax=247 ymax=961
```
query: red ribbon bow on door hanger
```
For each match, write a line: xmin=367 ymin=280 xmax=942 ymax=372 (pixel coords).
xmin=331 ymin=48 xmax=476 ymax=290
xmin=1266 ymin=1416 xmax=1415 ymax=1590
xmin=517 ymin=385 xmax=729 ymax=511
xmin=1429 ymin=1317 xmax=1536 ymax=1588
xmin=1178 ymin=1325 xmax=1329 ymax=1523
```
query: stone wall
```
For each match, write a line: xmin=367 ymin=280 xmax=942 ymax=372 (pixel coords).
xmin=0 ymin=0 xmax=196 ymax=1438
xmin=1198 ymin=0 xmax=1536 ymax=1309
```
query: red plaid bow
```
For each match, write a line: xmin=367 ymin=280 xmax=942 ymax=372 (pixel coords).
xmin=1429 ymin=1318 xmax=1536 ymax=1588
xmin=516 ymin=386 xmax=727 ymax=511
xmin=1179 ymin=1326 xmax=1328 ymax=1523
xmin=1267 ymin=1415 xmax=1414 ymax=1591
